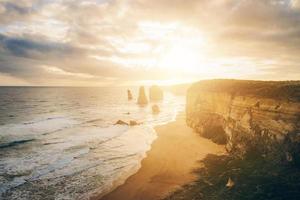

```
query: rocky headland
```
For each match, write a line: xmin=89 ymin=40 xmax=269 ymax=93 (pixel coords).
xmin=166 ymin=79 xmax=300 ymax=200
xmin=186 ymin=79 xmax=300 ymax=155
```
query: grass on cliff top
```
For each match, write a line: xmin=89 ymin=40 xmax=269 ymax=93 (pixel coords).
xmin=189 ymin=79 xmax=300 ymax=102
xmin=164 ymin=154 xmax=300 ymax=200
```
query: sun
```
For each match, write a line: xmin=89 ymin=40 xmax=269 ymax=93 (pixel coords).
xmin=158 ymin=43 xmax=201 ymax=72
xmin=155 ymin=29 xmax=206 ymax=72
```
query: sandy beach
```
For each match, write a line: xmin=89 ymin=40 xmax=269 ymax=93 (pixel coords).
xmin=99 ymin=113 xmax=225 ymax=200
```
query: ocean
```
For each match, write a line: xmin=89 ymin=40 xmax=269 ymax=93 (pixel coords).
xmin=0 ymin=87 xmax=184 ymax=200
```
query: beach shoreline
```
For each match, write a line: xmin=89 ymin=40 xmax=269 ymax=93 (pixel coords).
xmin=97 ymin=113 xmax=225 ymax=200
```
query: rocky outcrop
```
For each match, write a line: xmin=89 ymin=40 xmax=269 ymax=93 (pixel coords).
xmin=152 ymin=105 xmax=160 ymax=114
xmin=127 ymin=90 xmax=133 ymax=101
xmin=129 ymin=120 xmax=142 ymax=126
xmin=114 ymin=120 xmax=141 ymax=126
xmin=149 ymin=85 xmax=163 ymax=101
xmin=137 ymin=86 xmax=148 ymax=105
xmin=186 ymin=80 xmax=300 ymax=155
xmin=115 ymin=120 xmax=129 ymax=125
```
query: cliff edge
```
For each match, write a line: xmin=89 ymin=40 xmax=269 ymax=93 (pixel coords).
xmin=186 ymin=79 xmax=300 ymax=156
xmin=165 ymin=79 xmax=300 ymax=200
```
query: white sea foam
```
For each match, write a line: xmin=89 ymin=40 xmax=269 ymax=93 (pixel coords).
xmin=0 ymin=116 xmax=78 ymax=148
xmin=0 ymin=87 xmax=184 ymax=199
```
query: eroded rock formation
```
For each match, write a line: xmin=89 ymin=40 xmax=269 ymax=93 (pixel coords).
xmin=186 ymin=80 xmax=300 ymax=156
xmin=127 ymin=90 xmax=133 ymax=101
xmin=137 ymin=86 xmax=148 ymax=105
xmin=152 ymin=104 xmax=160 ymax=114
xmin=114 ymin=120 xmax=141 ymax=126
xmin=114 ymin=120 xmax=128 ymax=125
xmin=129 ymin=120 xmax=141 ymax=126
xmin=149 ymin=85 xmax=163 ymax=101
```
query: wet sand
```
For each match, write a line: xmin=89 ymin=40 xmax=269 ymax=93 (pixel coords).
xmin=99 ymin=113 xmax=225 ymax=200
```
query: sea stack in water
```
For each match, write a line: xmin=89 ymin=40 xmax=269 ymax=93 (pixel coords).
xmin=114 ymin=120 xmax=128 ymax=125
xmin=149 ymin=85 xmax=163 ymax=101
xmin=127 ymin=90 xmax=133 ymax=101
xmin=137 ymin=86 xmax=148 ymax=105
xmin=152 ymin=104 xmax=160 ymax=114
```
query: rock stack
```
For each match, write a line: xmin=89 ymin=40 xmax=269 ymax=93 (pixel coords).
xmin=127 ymin=90 xmax=133 ymax=101
xmin=114 ymin=120 xmax=141 ymax=126
xmin=149 ymin=85 xmax=163 ymax=101
xmin=152 ymin=104 xmax=160 ymax=114
xmin=137 ymin=86 xmax=148 ymax=105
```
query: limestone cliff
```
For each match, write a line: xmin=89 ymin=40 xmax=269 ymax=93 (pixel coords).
xmin=137 ymin=86 xmax=148 ymax=105
xmin=186 ymin=80 xmax=300 ymax=155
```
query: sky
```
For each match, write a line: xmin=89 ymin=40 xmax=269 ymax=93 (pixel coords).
xmin=0 ymin=0 xmax=300 ymax=86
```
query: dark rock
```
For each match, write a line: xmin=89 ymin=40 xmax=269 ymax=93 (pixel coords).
xmin=152 ymin=105 xmax=160 ymax=114
xmin=114 ymin=120 xmax=141 ymax=126
xmin=129 ymin=120 xmax=140 ymax=126
xmin=137 ymin=86 xmax=148 ymax=105
xmin=127 ymin=90 xmax=133 ymax=101
xmin=149 ymin=85 xmax=163 ymax=101
xmin=114 ymin=120 xmax=128 ymax=125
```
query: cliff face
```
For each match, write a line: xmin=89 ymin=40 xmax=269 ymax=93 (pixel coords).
xmin=186 ymin=80 xmax=300 ymax=153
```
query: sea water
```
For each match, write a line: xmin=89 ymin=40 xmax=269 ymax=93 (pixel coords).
xmin=0 ymin=87 xmax=184 ymax=200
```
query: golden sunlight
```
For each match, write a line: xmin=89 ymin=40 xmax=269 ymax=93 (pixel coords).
xmin=138 ymin=21 xmax=207 ymax=72
xmin=158 ymin=39 xmax=204 ymax=72
xmin=1 ymin=1 xmax=300 ymax=200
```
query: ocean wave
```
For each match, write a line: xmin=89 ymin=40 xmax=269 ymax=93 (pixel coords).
xmin=0 ymin=125 xmax=157 ymax=200
xmin=0 ymin=139 xmax=35 ymax=149
xmin=0 ymin=89 xmax=184 ymax=199
xmin=0 ymin=116 xmax=78 ymax=148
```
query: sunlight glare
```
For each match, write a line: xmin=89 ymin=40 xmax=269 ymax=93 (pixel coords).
xmin=157 ymin=31 xmax=206 ymax=72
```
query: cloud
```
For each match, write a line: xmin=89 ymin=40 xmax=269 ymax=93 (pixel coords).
xmin=41 ymin=65 xmax=96 ymax=79
xmin=0 ymin=34 xmax=74 ymax=58
xmin=0 ymin=0 xmax=39 ymax=24
xmin=0 ymin=72 xmax=31 ymax=86
xmin=291 ymin=0 xmax=300 ymax=9
xmin=0 ymin=0 xmax=299 ymax=85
